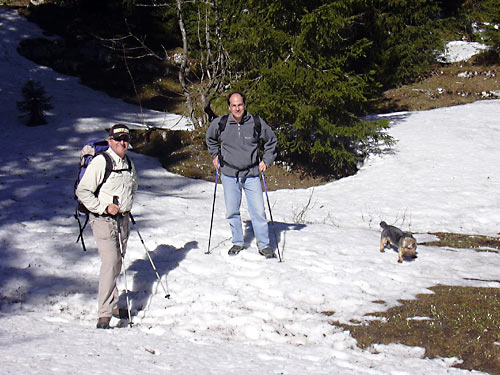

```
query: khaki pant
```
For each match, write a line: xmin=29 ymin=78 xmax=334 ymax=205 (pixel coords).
xmin=90 ymin=214 xmax=130 ymax=318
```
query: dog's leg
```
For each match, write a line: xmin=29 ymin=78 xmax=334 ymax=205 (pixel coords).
xmin=380 ymin=237 xmax=387 ymax=253
xmin=397 ymin=248 xmax=403 ymax=263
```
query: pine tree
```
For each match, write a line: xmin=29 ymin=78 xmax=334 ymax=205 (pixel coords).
xmin=461 ymin=0 xmax=500 ymax=60
xmin=176 ymin=0 xmax=442 ymax=176
xmin=17 ymin=79 xmax=53 ymax=126
xmin=222 ymin=1 xmax=394 ymax=176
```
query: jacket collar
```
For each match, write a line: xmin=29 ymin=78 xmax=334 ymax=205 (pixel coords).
xmin=106 ymin=147 xmax=126 ymax=163
xmin=230 ymin=111 xmax=251 ymax=124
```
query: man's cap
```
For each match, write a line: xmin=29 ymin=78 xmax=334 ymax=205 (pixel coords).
xmin=109 ymin=123 xmax=130 ymax=138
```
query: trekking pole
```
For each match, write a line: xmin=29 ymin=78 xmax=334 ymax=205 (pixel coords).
xmin=129 ymin=213 xmax=171 ymax=299
xmin=74 ymin=209 xmax=88 ymax=251
xmin=113 ymin=197 xmax=133 ymax=327
xmin=206 ymin=168 xmax=219 ymax=254
xmin=260 ymin=172 xmax=282 ymax=262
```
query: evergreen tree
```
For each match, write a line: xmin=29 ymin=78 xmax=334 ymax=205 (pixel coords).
xmin=371 ymin=0 xmax=444 ymax=87
xmin=173 ymin=0 xmax=449 ymax=175
xmin=218 ymin=0 xmax=394 ymax=176
xmin=17 ymin=79 xmax=53 ymax=126
xmin=460 ymin=0 xmax=500 ymax=60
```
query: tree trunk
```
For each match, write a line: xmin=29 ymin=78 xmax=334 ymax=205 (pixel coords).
xmin=176 ymin=0 xmax=199 ymax=127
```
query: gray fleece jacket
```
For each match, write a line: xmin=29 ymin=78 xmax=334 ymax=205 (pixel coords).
xmin=206 ymin=112 xmax=277 ymax=178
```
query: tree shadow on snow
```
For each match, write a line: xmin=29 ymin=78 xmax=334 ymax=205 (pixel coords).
xmin=361 ymin=112 xmax=412 ymax=156
xmin=0 ymin=267 xmax=85 ymax=314
xmin=243 ymin=220 xmax=306 ymax=260
xmin=123 ymin=240 xmax=198 ymax=315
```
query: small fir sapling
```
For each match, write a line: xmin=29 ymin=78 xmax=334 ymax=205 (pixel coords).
xmin=17 ymin=79 xmax=53 ymax=126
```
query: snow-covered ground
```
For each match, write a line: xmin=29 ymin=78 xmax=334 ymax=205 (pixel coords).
xmin=438 ymin=40 xmax=490 ymax=63
xmin=1 ymin=7 xmax=498 ymax=375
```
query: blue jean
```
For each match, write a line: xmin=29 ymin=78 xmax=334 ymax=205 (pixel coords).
xmin=221 ymin=173 xmax=269 ymax=249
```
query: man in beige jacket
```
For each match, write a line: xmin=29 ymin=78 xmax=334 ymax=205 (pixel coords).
xmin=76 ymin=124 xmax=138 ymax=329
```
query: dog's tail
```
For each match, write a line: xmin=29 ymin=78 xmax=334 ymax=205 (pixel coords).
xmin=380 ymin=221 xmax=388 ymax=229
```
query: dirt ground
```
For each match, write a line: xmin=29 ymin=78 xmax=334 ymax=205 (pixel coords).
xmin=130 ymin=128 xmax=329 ymax=191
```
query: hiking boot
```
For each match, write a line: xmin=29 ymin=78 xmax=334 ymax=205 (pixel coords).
xmin=112 ymin=307 xmax=129 ymax=319
xmin=96 ymin=317 xmax=111 ymax=329
xmin=228 ymin=244 xmax=244 ymax=256
xmin=258 ymin=247 xmax=276 ymax=259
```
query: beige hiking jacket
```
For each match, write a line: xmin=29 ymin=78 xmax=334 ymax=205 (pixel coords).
xmin=76 ymin=148 xmax=138 ymax=215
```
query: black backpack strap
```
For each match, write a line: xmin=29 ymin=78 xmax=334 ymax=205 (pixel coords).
xmin=124 ymin=154 xmax=133 ymax=172
xmin=217 ymin=114 xmax=229 ymax=137
xmin=253 ymin=115 xmax=261 ymax=138
xmin=95 ymin=152 xmax=113 ymax=197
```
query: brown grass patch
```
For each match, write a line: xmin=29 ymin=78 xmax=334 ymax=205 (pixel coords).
xmin=377 ymin=63 xmax=500 ymax=112
xmin=333 ymin=285 xmax=500 ymax=374
xmin=421 ymin=232 xmax=500 ymax=253
xmin=130 ymin=128 xmax=328 ymax=190
xmin=327 ymin=232 xmax=500 ymax=374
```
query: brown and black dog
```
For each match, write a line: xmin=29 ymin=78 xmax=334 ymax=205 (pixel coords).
xmin=380 ymin=221 xmax=417 ymax=263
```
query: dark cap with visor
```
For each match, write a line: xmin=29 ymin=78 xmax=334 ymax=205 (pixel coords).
xmin=109 ymin=124 xmax=130 ymax=140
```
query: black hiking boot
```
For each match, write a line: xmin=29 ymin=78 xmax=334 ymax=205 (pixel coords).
xmin=259 ymin=247 xmax=276 ymax=259
xmin=96 ymin=317 xmax=111 ymax=329
xmin=112 ymin=308 xmax=129 ymax=319
xmin=228 ymin=245 xmax=244 ymax=256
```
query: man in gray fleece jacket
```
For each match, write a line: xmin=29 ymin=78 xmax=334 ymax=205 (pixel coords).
xmin=206 ymin=92 xmax=277 ymax=258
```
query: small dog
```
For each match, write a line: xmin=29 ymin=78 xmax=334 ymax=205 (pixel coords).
xmin=379 ymin=221 xmax=417 ymax=263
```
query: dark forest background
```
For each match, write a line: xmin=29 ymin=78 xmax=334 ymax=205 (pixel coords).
xmin=10 ymin=0 xmax=500 ymax=178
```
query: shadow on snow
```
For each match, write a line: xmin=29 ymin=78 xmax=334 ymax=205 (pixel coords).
xmin=125 ymin=240 xmax=198 ymax=315
xmin=243 ymin=220 xmax=306 ymax=259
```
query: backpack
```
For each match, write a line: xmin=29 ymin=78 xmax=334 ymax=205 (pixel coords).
xmin=73 ymin=139 xmax=131 ymax=251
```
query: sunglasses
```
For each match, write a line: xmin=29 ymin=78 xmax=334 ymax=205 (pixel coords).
xmin=113 ymin=135 xmax=130 ymax=142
